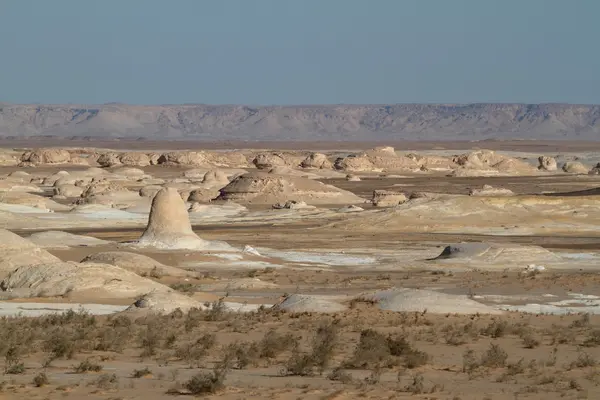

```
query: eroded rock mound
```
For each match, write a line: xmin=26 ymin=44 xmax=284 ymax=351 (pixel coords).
xmin=272 ymin=200 xmax=316 ymax=210
xmin=432 ymin=243 xmax=493 ymax=260
xmin=0 ymin=261 xmax=166 ymax=299
xmin=0 ymin=229 xmax=61 ymax=277
xmin=135 ymin=187 xmax=232 ymax=250
xmin=334 ymin=147 xmax=419 ymax=172
xmin=202 ymin=169 xmax=230 ymax=187
xmin=563 ymin=161 xmax=589 ymax=174
xmin=468 ymin=185 xmax=515 ymax=197
xmin=300 ymin=153 xmax=333 ymax=169
xmin=272 ymin=294 xmax=346 ymax=313
xmin=357 ymin=288 xmax=502 ymax=314
xmin=538 ymin=156 xmax=558 ymax=171
xmin=27 ymin=231 xmax=111 ymax=249
xmin=252 ymin=153 xmax=288 ymax=169
xmin=431 ymin=242 xmax=560 ymax=264
xmin=216 ymin=172 xmax=363 ymax=205
xmin=81 ymin=251 xmax=189 ymax=277
xmin=371 ymin=190 xmax=408 ymax=207
xmin=126 ymin=291 xmax=206 ymax=313
xmin=157 ymin=151 xmax=208 ymax=166
xmin=20 ymin=149 xmax=71 ymax=165
xmin=118 ymin=152 xmax=151 ymax=167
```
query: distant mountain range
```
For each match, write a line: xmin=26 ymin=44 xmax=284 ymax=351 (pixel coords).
xmin=0 ymin=103 xmax=599 ymax=141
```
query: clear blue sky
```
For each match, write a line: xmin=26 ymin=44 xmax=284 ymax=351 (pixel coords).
xmin=1 ymin=0 xmax=599 ymax=105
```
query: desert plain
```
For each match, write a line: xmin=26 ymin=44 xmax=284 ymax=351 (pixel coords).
xmin=0 ymin=141 xmax=598 ymax=399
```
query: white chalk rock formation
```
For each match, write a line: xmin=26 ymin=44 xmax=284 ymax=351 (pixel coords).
xmin=126 ymin=291 xmax=207 ymax=313
xmin=20 ymin=149 xmax=71 ymax=165
xmin=300 ymin=153 xmax=333 ymax=169
xmin=468 ymin=185 xmax=515 ymax=197
xmin=135 ymin=187 xmax=233 ymax=250
xmin=589 ymin=163 xmax=600 ymax=175
xmin=81 ymin=251 xmax=190 ymax=277
xmin=0 ymin=192 xmax=70 ymax=211
xmin=357 ymin=288 xmax=503 ymax=314
xmin=272 ymin=294 xmax=347 ymax=313
xmin=538 ymin=156 xmax=558 ymax=171
xmin=217 ymin=172 xmax=363 ymax=205
xmin=202 ymin=169 xmax=230 ymax=188
xmin=0 ymin=261 xmax=166 ymax=299
xmin=253 ymin=152 xmax=288 ymax=169
xmin=272 ymin=200 xmax=316 ymax=210
xmin=562 ymin=161 xmax=589 ymax=174
xmin=0 ymin=229 xmax=61 ymax=278
xmin=27 ymin=231 xmax=112 ymax=249
xmin=371 ymin=190 xmax=408 ymax=207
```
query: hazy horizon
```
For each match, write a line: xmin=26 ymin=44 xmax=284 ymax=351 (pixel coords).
xmin=2 ymin=0 xmax=599 ymax=105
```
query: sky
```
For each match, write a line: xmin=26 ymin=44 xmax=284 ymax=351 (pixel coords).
xmin=1 ymin=0 xmax=599 ymax=105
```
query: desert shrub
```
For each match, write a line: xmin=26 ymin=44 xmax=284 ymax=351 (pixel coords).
xmin=5 ymin=363 xmax=25 ymax=375
xmin=93 ymin=373 xmax=119 ymax=390
xmin=132 ymin=367 xmax=152 ymax=378
xmin=176 ymin=333 xmax=216 ymax=368
xmin=462 ymin=348 xmax=479 ymax=376
xmin=95 ymin=326 xmax=130 ymax=353
xmin=32 ymin=372 xmax=49 ymax=387
xmin=327 ymin=368 xmax=353 ymax=383
xmin=184 ymin=359 xmax=229 ymax=395
xmin=259 ymin=329 xmax=298 ymax=359
xmin=570 ymin=352 xmax=596 ymax=369
xmin=583 ymin=330 xmax=600 ymax=347
xmin=570 ymin=314 xmax=591 ymax=328
xmin=521 ymin=333 xmax=541 ymax=349
xmin=44 ymin=331 xmax=76 ymax=360
xmin=169 ymin=283 xmax=195 ymax=293
xmin=74 ymin=359 xmax=103 ymax=373
xmin=4 ymin=345 xmax=25 ymax=374
xmin=481 ymin=319 xmax=508 ymax=338
xmin=480 ymin=343 xmax=508 ymax=368
xmin=223 ymin=341 xmax=259 ymax=369
xmin=345 ymin=329 xmax=429 ymax=369
xmin=283 ymin=321 xmax=340 ymax=376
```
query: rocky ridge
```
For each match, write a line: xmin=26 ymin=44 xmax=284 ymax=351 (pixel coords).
xmin=1 ymin=103 xmax=599 ymax=140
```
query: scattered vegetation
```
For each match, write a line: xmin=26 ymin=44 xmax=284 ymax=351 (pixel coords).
xmin=32 ymin=372 xmax=49 ymax=387
xmin=74 ymin=359 xmax=103 ymax=373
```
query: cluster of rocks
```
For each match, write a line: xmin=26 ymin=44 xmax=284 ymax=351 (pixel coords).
xmin=11 ymin=147 xmax=600 ymax=178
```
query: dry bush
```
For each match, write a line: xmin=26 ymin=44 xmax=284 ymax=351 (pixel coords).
xmin=480 ymin=319 xmax=509 ymax=338
xmin=583 ymin=330 xmax=600 ymax=347
xmin=521 ymin=332 xmax=541 ymax=349
xmin=222 ymin=341 xmax=260 ymax=369
xmin=175 ymin=333 xmax=216 ymax=368
xmin=327 ymin=367 xmax=354 ymax=383
xmin=259 ymin=329 xmax=299 ymax=359
xmin=462 ymin=349 xmax=479 ymax=375
xmin=93 ymin=373 xmax=119 ymax=390
xmin=442 ymin=321 xmax=479 ymax=346
xmin=480 ymin=343 xmax=508 ymax=368
xmin=570 ymin=352 xmax=596 ymax=369
xmin=131 ymin=367 xmax=152 ymax=378
xmin=3 ymin=344 xmax=23 ymax=373
xmin=169 ymin=282 xmax=195 ymax=293
xmin=570 ymin=314 xmax=591 ymax=329
xmin=32 ymin=372 xmax=49 ymax=387
xmin=344 ymin=329 xmax=429 ymax=370
xmin=183 ymin=356 xmax=230 ymax=395
xmin=283 ymin=321 xmax=339 ymax=376
xmin=74 ymin=359 xmax=103 ymax=373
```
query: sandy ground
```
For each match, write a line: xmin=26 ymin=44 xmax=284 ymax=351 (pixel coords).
xmin=1 ymin=144 xmax=600 ymax=399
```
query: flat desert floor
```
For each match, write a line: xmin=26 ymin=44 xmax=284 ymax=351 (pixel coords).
xmin=0 ymin=143 xmax=599 ymax=399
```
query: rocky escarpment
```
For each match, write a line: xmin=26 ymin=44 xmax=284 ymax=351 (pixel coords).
xmin=0 ymin=103 xmax=599 ymax=140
